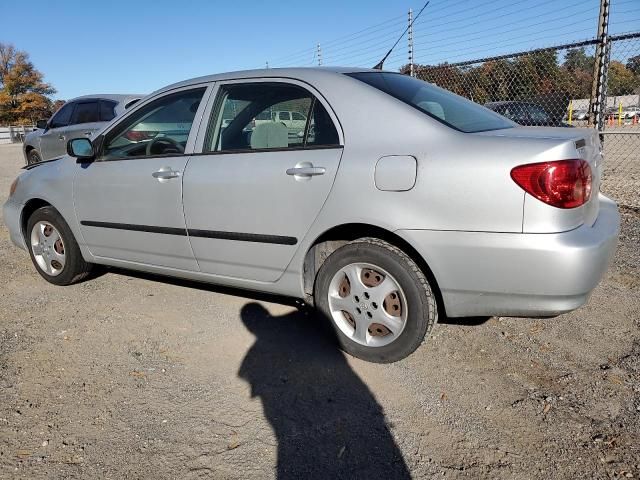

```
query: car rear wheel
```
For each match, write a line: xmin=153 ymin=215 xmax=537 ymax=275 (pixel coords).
xmin=314 ymin=238 xmax=438 ymax=363
xmin=27 ymin=150 xmax=41 ymax=165
xmin=26 ymin=206 xmax=92 ymax=285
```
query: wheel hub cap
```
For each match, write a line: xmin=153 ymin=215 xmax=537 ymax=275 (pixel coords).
xmin=30 ymin=221 xmax=66 ymax=277
xmin=327 ymin=262 xmax=408 ymax=347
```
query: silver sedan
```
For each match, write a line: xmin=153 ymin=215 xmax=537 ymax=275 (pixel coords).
xmin=3 ymin=68 xmax=619 ymax=362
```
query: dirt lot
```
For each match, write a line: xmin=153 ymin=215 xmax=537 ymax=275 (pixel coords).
xmin=0 ymin=142 xmax=638 ymax=479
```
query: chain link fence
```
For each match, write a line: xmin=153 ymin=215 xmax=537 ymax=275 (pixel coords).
xmin=413 ymin=33 xmax=640 ymax=209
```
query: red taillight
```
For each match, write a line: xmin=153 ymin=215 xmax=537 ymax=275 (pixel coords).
xmin=124 ymin=130 xmax=156 ymax=142
xmin=510 ymin=159 xmax=592 ymax=209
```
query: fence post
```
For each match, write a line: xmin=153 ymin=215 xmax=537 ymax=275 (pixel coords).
xmin=317 ymin=43 xmax=322 ymax=66
xmin=408 ymin=8 xmax=415 ymax=77
xmin=588 ymin=0 xmax=610 ymax=130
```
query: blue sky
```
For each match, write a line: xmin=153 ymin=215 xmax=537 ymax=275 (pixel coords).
xmin=3 ymin=0 xmax=639 ymax=100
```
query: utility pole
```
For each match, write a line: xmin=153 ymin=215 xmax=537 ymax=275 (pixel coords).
xmin=589 ymin=0 xmax=610 ymax=129
xmin=408 ymin=8 xmax=415 ymax=77
xmin=317 ymin=43 xmax=323 ymax=66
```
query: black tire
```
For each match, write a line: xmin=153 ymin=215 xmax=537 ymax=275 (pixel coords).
xmin=26 ymin=206 xmax=92 ymax=286
xmin=27 ymin=150 xmax=41 ymax=165
xmin=314 ymin=238 xmax=438 ymax=363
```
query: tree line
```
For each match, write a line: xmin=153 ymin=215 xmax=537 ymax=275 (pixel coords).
xmin=405 ymin=48 xmax=640 ymax=108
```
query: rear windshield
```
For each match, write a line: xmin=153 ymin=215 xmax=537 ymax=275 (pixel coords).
xmin=347 ymin=72 xmax=514 ymax=133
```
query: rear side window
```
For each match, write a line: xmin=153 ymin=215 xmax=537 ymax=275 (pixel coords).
xmin=99 ymin=100 xmax=117 ymax=121
xmin=70 ymin=102 xmax=99 ymax=125
xmin=49 ymin=102 xmax=74 ymax=128
xmin=347 ymin=72 xmax=514 ymax=133
xmin=206 ymin=82 xmax=340 ymax=152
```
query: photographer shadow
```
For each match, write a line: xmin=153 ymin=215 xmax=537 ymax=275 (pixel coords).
xmin=238 ymin=302 xmax=411 ymax=480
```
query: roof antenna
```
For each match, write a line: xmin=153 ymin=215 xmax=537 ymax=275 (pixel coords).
xmin=373 ymin=1 xmax=429 ymax=70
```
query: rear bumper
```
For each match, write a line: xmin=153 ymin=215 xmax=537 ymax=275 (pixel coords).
xmin=397 ymin=194 xmax=620 ymax=318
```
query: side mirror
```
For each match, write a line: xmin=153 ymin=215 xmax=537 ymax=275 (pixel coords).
xmin=67 ymin=138 xmax=95 ymax=162
xmin=36 ymin=119 xmax=48 ymax=130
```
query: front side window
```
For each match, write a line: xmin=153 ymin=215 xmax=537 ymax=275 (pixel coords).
xmin=49 ymin=102 xmax=74 ymax=129
xmin=206 ymin=82 xmax=339 ymax=152
xmin=101 ymin=88 xmax=205 ymax=160
xmin=70 ymin=101 xmax=99 ymax=125
xmin=347 ymin=72 xmax=514 ymax=133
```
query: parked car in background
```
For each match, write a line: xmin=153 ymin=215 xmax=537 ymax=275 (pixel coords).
xmin=485 ymin=100 xmax=569 ymax=127
xmin=622 ymin=106 xmax=640 ymax=119
xmin=571 ymin=109 xmax=588 ymax=121
xmin=4 ymin=68 xmax=619 ymax=363
xmin=23 ymin=94 xmax=142 ymax=165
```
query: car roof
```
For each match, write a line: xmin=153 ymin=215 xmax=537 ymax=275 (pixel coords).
xmin=68 ymin=94 xmax=145 ymax=104
xmin=151 ymin=67 xmax=379 ymax=96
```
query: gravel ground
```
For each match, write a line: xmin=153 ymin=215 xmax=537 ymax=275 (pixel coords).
xmin=0 ymin=143 xmax=639 ymax=479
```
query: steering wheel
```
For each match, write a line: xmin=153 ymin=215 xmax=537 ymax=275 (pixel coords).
xmin=145 ymin=136 xmax=185 ymax=156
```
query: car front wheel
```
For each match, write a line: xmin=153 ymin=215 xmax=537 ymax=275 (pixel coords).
xmin=314 ymin=238 xmax=438 ymax=363
xmin=27 ymin=150 xmax=41 ymax=165
xmin=26 ymin=206 xmax=92 ymax=285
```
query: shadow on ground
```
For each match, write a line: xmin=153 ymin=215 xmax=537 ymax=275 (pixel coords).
xmin=237 ymin=302 xmax=411 ymax=480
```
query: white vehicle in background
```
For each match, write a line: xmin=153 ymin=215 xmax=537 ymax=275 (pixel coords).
xmin=255 ymin=110 xmax=307 ymax=130
xmin=622 ymin=106 xmax=640 ymax=119
xmin=572 ymin=109 xmax=588 ymax=121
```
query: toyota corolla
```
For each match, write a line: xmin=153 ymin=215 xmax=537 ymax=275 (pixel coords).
xmin=3 ymin=68 xmax=620 ymax=362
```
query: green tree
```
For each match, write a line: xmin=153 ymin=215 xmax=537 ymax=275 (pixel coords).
xmin=626 ymin=55 xmax=640 ymax=75
xmin=564 ymin=48 xmax=594 ymax=72
xmin=0 ymin=43 xmax=55 ymax=124
xmin=608 ymin=61 xmax=637 ymax=96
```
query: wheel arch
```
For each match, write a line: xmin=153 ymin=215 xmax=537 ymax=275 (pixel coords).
xmin=302 ymin=223 xmax=445 ymax=314
xmin=21 ymin=198 xmax=54 ymax=242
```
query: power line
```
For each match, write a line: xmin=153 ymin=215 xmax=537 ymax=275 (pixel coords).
xmin=412 ymin=0 xmax=586 ymax=42
xmin=422 ymin=28 xmax=597 ymax=64
xmin=411 ymin=9 xmax=596 ymax=53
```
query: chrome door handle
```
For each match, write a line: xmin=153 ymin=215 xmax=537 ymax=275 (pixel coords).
xmin=286 ymin=166 xmax=326 ymax=177
xmin=152 ymin=168 xmax=181 ymax=181
xmin=58 ymin=134 xmax=65 ymax=140
xmin=84 ymin=131 xmax=92 ymax=136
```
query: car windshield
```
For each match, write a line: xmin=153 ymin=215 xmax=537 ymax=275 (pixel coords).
xmin=347 ymin=72 xmax=514 ymax=133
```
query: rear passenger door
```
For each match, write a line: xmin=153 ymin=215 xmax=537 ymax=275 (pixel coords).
xmin=66 ymin=100 xmax=103 ymax=142
xmin=182 ymin=80 xmax=343 ymax=282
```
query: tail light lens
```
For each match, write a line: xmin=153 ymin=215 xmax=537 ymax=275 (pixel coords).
xmin=511 ymin=159 xmax=592 ymax=209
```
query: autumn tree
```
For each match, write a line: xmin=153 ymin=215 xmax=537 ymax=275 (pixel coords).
xmin=0 ymin=43 xmax=55 ymax=125
xmin=608 ymin=61 xmax=637 ymax=96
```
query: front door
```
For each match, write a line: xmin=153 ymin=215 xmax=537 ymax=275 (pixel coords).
xmin=183 ymin=80 xmax=343 ymax=282
xmin=74 ymin=86 xmax=209 ymax=271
